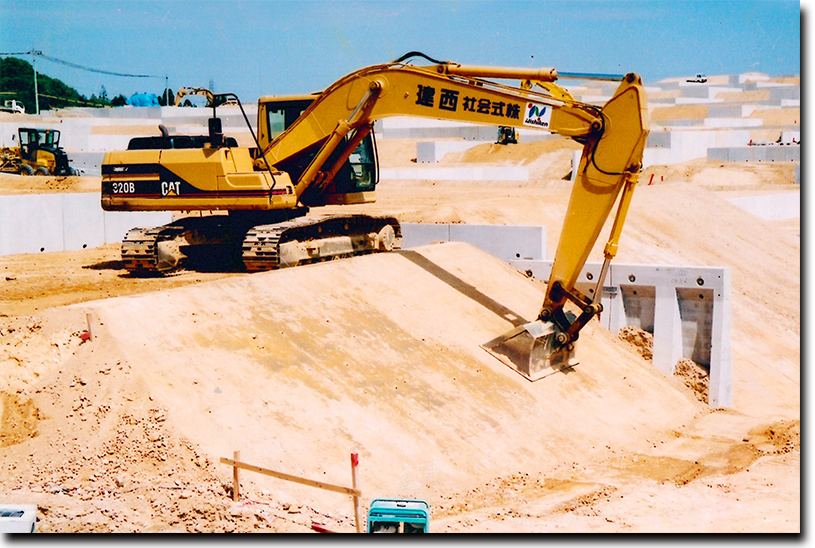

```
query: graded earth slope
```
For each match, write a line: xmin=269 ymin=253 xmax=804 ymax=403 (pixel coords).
xmin=2 ymin=242 xmax=704 ymax=528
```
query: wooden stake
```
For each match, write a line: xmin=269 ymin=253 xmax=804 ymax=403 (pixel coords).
xmin=351 ymin=453 xmax=361 ymax=533
xmin=85 ymin=313 xmax=94 ymax=342
xmin=232 ymin=450 xmax=240 ymax=502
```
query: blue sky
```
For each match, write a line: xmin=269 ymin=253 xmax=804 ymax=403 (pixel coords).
xmin=0 ymin=0 xmax=801 ymax=102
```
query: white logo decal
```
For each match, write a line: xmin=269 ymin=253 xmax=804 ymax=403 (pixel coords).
xmin=523 ymin=103 xmax=552 ymax=129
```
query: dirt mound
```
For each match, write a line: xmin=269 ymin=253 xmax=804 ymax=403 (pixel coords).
xmin=618 ymin=326 xmax=653 ymax=360
xmin=0 ymin=243 xmax=704 ymax=531
xmin=0 ymin=392 xmax=40 ymax=446
xmin=674 ymin=359 xmax=709 ymax=404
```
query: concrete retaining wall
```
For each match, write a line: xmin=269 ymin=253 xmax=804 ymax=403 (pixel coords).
xmin=416 ymin=141 xmax=486 ymax=163
xmin=401 ymin=223 xmax=546 ymax=264
xmin=0 ymin=192 xmax=171 ymax=256
xmin=726 ymin=192 xmax=800 ymax=220
xmin=644 ymin=129 xmax=750 ymax=167
xmin=707 ymin=146 xmax=800 ymax=162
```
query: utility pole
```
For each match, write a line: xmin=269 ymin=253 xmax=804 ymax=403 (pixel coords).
xmin=32 ymin=52 xmax=40 ymax=115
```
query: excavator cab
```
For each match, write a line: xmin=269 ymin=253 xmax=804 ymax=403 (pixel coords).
xmin=259 ymin=96 xmax=378 ymax=205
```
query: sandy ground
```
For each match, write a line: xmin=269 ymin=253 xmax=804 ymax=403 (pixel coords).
xmin=0 ymin=138 xmax=800 ymax=533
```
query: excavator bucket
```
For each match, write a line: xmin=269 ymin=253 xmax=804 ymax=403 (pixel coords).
xmin=481 ymin=320 xmax=577 ymax=381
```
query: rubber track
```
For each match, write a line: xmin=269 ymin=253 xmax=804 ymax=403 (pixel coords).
xmin=121 ymin=225 xmax=187 ymax=274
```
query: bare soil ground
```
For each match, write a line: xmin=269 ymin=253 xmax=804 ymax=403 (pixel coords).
xmin=0 ymin=139 xmax=800 ymax=533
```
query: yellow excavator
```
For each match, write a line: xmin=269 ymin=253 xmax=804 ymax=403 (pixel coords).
xmin=174 ymin=87 xmax=215 ymax=107
xmin=101 ymin=52 xmax=649 ymax=379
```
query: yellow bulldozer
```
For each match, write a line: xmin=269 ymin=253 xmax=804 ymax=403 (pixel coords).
xmin=101 ymin=51 xmax=649 ymax=379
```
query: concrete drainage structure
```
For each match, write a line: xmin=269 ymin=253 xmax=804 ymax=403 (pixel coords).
xmin=511 ymin=259 xmax=733 ymax=409
xmin=401 ymin=223 xmax=733 ymax=409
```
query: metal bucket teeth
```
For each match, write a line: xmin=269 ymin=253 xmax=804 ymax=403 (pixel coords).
xmin=481 ymin=321 xmax=577 ymax=381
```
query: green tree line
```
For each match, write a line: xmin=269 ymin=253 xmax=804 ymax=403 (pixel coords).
xmin=0 ymin=57 xmax=172 ymax=111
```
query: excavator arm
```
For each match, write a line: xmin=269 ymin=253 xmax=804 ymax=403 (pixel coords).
xmin=261 ymin=60 xmax=649 ymax=379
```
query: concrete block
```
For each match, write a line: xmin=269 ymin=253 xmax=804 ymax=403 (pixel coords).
xmin=62 ymin=193 xmax=105 ymax=251
xmin=677 ymin=287 xmax=714 ymax=366
xmin=707 ymin=148 xmax=730 ymax=162
xmin=0 ymin=193 xmax=64 ymax=254
xmin=707 ymin=270 xmax=733 ymax=408
xmin=448 ymin=224 xmax=546 ymax=263
xmin=727 ymin=147 xmax=754 ymax=162
xmin=620 ymin=285 xmax=656 ymax=332
xmin=401 ymin=224 xmax=450 ymax=250
xmin=659 ymin=120 xmax=701 ymax=128
xmin=67 ymin=151 xmax=106 ymax=175
xmin=764 ymin=147 xmax=787 ymax=162
xmin=725 ymin=192 xmax=799 ymax=221
xmin=653 ymin=284 xmax=684 ymax=374
xmin=708 ymin=86 xmax=744 ymax=98
xmin=708 ymin=105 xmax=743 ymax=118
xmin=784 ymin=147 xmax=801 ymax=162
xmin=0 ymin=193 xmax=175 ymax=257
xmin=768 ymin=86 xmax=800 ymax=101
xmin=703 ymin=118 xmax=763 ymax=128
xmin=676 ymin=85 xmax=711 ymax=98
xmin=780 ymin=131 xmax=800 ymax=144
xmin=416 ymin=141 xmax=487 ymax=163
xmin=646 ymin=132 xmax=672 ymax=149
xmin=103 ymin=211 xmax=173 ymax=244
xmin=676 ymin=97 xmax=723 ymax=105
xmin=402 ymin=223 xmax=546 ymax=263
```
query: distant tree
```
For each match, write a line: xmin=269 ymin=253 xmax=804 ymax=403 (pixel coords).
xmin=111 ymin=94 xmax=127 ymax=107
xmin=158 ymin=88 xmax=174 ymax=106
xmin=0 ymin=56 xmax=93 ymax=110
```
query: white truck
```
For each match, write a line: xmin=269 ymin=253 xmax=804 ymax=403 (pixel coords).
xmin=0 ymin=100 xmax=25 ymax=114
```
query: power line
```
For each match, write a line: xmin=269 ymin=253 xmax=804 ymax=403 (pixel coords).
xmin=0 ymin=50 xmax=162 ymax=79
xmin=1 ymin=50 xmax=169 ymax=113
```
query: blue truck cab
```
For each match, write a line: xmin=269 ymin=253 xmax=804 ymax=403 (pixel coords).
xmin=367 ymin=499 xmax=429 ymax=533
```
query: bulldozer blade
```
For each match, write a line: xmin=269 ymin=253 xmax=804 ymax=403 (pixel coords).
xmin=481 ymin=321 xmax=577 ymax=381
